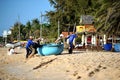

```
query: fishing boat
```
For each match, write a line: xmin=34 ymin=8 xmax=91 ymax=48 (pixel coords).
xmin=37 ymin=43 xmax=64 ymax=56
xmin=5 ymin=42 xmax=22 ymax=48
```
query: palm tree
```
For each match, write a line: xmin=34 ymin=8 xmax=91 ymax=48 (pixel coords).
xmin=25 ymin=21 xmax=32 ymax=37
xmin=95 ymin=0 xmax=120 ymax=35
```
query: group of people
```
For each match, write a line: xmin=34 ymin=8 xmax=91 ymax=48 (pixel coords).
xmin=8 ymin=32 xmax=77 ymax=59
xmin=7 ymin=36 xmax=42 ymax=59
xmin=25 ymin=36 xmax=42 ymax=59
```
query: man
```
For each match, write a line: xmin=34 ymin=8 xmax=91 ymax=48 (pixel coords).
xmin=55 ymin=34 xmax=64 ymax=44
xmin=33 ymin=38 xmax=42 ymax=54
xmin=67 ymin=32 xmax=77 ymax=54
xmin=25 ymin=36 xmax=34 ymax=59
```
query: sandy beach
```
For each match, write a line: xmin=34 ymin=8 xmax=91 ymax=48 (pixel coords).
xmin=0 ymin=47 xmax=120 ymax=80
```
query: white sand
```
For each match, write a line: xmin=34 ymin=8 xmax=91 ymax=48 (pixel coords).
xmin=0 ymin=47 xmax=120 ymax=80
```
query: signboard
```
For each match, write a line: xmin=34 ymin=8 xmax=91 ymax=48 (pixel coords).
xmin=80 ymin=15 xmax=94 ymax=24
xmin=85 ymin=25 xmax=96 ymax=32
xmin=76 ymin=25 xmax=96 ymax=33
xmin=76 ymin=26 xmax=85 ymax=33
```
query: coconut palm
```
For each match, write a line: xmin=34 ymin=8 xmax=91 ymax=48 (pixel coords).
xmin=95 ymin=0 xmax=120 ymax=35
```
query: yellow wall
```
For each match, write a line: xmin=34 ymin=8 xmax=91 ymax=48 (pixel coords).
xmin=76 ymin=25 xmax=96 ymax=33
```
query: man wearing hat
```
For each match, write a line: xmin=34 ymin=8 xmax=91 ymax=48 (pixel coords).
xmin=55 ymin=34 xmax=64 ymax=44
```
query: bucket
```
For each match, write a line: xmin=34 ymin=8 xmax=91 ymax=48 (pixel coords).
xmin=104 ymin=43 xmax=112 ymax=51
xmin=114 ymin=43 xmax=120 ymax=52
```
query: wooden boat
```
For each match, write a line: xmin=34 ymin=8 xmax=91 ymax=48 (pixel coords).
xmin=37 ymin=43 xmax=64 ymax=56
xmin=5 ymin=42 xmax=22 ymax=48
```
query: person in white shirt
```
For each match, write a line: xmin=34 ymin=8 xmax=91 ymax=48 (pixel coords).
xmin=8 ymin=47 xmax=17 ymax=55
xmin=55 ymin=34 xmax=64 ymax=44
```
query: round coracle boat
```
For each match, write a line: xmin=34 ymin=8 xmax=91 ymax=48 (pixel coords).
xmin=37 ymin=43 xmax=64 ymax=56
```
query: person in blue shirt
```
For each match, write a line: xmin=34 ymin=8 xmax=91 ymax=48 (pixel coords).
xmin=67 ymin=32 xmax=77 ymax=54
xmin=25 ymin=36 xmax=34 ymax=59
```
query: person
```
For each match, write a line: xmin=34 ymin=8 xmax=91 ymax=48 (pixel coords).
xmin=33 ymin=38 xmax=43 ymax=54
xmin=25 ymin=36 xmax=35 ymax=59
xmin=55 ymin=34 xmax=64 ymax=44
xmin=8 ymin=47 xmax=17 ymax=55
xmin=67 ymin=32 xmax=77 ymax=54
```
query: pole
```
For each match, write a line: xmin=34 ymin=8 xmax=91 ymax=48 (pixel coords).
xmin=18 ymin=15 xmax=20 ymax=41
xmin=68 ymin=24 xmax=70 ymax=35
xmin=73 ymin=22 xmax=76 ymax=33
xmin=3 ymin=37 xmax=6 ymax=46
xmin=3 ymin=30 xmax=7 ymax=45
xmin=40 ymin=12 xmax=42 ymax=38
xmin=58 ymin=20 xmax=60 ymax=37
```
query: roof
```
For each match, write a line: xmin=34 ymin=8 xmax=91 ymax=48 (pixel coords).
xmin=62 ymin=32 xmax=73 ymax=38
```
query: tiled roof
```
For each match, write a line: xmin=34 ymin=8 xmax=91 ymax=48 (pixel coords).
xmin=62 ymin=32 xmax=73 ymax=38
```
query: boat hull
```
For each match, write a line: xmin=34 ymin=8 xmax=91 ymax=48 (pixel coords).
xmin=37 ymin=43 xmax=64 ymax=56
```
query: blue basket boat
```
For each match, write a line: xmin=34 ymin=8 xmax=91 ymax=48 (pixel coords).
xmin=37 ymin=43 xmax=64 ymax=56
xmin=114 ymin=43 xmax=120 ymax=52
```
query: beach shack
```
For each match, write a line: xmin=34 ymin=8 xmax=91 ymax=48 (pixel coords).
xmin=76 ymin=15 xmax=98 ymax=50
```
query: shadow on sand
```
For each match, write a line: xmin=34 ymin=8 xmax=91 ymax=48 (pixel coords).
xmin=33 ymin=58 xmax=57 ymax=70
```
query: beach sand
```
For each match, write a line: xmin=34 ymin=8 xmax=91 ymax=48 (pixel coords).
xmin=0 ymin=47 xmax=120 ymax=80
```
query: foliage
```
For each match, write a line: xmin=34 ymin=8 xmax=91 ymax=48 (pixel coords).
xmin=5 ymin=0 xmax=120 ymax=43
xmin=95 ymin=0 xmax=120 ymax=35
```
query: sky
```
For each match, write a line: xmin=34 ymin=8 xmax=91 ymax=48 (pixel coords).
xmin=0 ymin=0 xmax=54 ymax=36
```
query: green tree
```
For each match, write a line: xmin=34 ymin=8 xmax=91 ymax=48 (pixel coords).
xmin=31 ymin=19 xmax=40 ymax=38
xmin=95 ymin=0 xmax=120 ymax=35
xmin=8 ymin=0 xmax=120 ymax=42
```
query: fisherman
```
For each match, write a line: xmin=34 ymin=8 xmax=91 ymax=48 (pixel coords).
xmin=55 ymin=34 xmax=64 ymax=44
xmin=67 ymin=32 xmax=77 ymax=54
xmin=25 ymin=36 xmax=34 ymax=59
xmin=33 ymin=38 xmax=43 ymax=54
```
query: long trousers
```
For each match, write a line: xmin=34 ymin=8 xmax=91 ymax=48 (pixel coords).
xmin=26 ymin=48 xmax=32 ymax=58
xmin=68 ymin=42 xmax=74 ymax=54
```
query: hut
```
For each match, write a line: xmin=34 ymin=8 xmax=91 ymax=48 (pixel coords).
xmin=76 ymin=15 xmax=99 ymax=51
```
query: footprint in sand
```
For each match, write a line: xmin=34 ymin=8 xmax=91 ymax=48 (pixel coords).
xmin=102 ymin=66 xmax=107 ymax=69
xmin=73 ymin=71 xmax=78 ymax=76
xmin=88 ymin=67 xmax=100 ymax=77
xmin=94 ymin=68 xmax=100 ymax=72
xmin=88 ymin=71 xmax=95 ymax=77
xmin=98 ymin=64 xmax=107 ymax=69
xmin=73 ymin=71 xmax=82 ymax=79
xmin=88 ymin=65 xmax=107 ymax=77
xmin=67 ymin=70 xmax=82 ymax=79
xmin=77 ymin=75 xmax=81 ymax=79
xmin=66 ymin=70 xmax=70 ymax=72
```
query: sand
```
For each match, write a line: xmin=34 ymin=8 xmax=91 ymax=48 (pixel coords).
xmin=0 ymin=47 xmax=120 ymax=80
